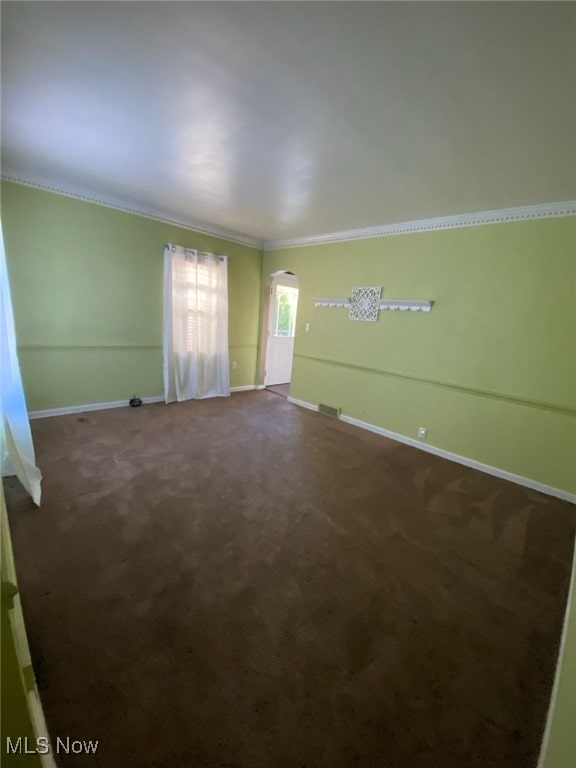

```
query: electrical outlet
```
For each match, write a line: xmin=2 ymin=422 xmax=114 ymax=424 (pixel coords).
xmin=305 ymin=322 xmax=311 ymax=333
xmin=231 ymin=361 xmax=237 ymax=370
xmin=418 ymin=427 xmax=427 ymax=439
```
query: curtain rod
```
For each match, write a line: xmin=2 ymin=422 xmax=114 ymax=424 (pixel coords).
xmin=164 ymin=243 xmax=194 ymax=251
xmin=163 ymin=244 xmax=227 ymax=261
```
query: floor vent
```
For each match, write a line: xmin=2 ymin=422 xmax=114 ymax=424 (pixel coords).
xmin=318 ymin=403 xmax=341 ymax=418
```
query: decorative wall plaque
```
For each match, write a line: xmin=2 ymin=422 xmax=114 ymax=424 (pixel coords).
xmin=349 ymin=287 xmax=382 ymax=322
xmin=314 ymin=292 xmax=432 ymax=314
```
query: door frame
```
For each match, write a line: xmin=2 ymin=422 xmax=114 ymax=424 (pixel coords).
xmin=258 ymin=270 xmax=298 ymax=388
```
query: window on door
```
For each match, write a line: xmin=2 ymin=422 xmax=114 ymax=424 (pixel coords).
xmin=273 ymin=284 xmax=298 ymax=337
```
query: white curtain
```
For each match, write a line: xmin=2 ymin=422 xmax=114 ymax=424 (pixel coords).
xmin=163 ymin=245 xmax=230 ymax=403
xmin=0 ymin=222 xmax=42 ymax=505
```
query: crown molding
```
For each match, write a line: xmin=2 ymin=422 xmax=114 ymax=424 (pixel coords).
xmin=264 ymin=201 xmax=576 ymax=250
xmin=3 ymin=173 xmax=574 ymax=252
xmin=0 ymin=173 xmax=262 ymax=249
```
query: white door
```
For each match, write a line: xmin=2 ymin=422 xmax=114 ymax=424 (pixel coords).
xmin=265 ymin=276 xmax=299 ymax=386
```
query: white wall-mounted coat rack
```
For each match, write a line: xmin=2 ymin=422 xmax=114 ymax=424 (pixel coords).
xmin=314 ymin=288 xmax=432 ymax=317
xmin=314 ymin=298 xmax=432 ymax=311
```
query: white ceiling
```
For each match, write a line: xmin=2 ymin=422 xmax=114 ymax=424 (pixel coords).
xmin=2 ymin=2 xmax=575 ymax=246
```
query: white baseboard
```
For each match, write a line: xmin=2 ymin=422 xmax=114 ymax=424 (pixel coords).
xmin=286 ymin=396 xmax=319 ymax=412
xmin=28 ymin=396 xmax=165 ymax=419
xmin=29 ymin=387 xmax=264 ymax=419
xmin=287 ymin=397 xmax=576 ymax=504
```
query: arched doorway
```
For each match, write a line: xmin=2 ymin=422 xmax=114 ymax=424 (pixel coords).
xmin=262 ymin=271 xmax=299 ymax=397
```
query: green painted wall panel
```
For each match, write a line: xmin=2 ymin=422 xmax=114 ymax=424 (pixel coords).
xmin=264 ymin=217 xmax=576 ymax=494
xmin=17 ymin=348 xmax=163 ymax=410
xmin=1 ymin=182 xmax=263 ymax=408
xmin=228 ymin=345 xmax=259 ymax=390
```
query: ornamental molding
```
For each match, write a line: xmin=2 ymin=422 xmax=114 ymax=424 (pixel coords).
xmin=3 ymin=174 xmax=573 ymax=251
xmin=349 ymin=287 xmax=382 ymax=321
xmin=1 ymin=173 xmax=261 ymax=249
xmin=264 ymin=201 xmax=576 ymax=250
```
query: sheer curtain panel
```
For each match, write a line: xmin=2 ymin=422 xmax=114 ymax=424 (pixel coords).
xmin=0 ymin=222 xmax=42 ymax=505
xmin=163 ymin=245 xmax=230 ymax=403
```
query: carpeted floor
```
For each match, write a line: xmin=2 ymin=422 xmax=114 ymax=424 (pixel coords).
xmin=265 ymin=383 xmax=290 ymax=398
xmin=4 ymin=391 xmax=575 ymax=768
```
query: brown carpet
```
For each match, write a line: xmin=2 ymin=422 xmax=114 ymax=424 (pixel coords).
xmin=265 ymin=383 xmax=290 ymax=398
xmin=4 ymin=391 xmax=575 ymax=768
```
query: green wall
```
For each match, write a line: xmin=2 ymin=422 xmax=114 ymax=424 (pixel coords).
xmin=1 ymin=181 xmax=263 ymax=409
xmin=264 ymin=217 xmax=576 ymax=495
